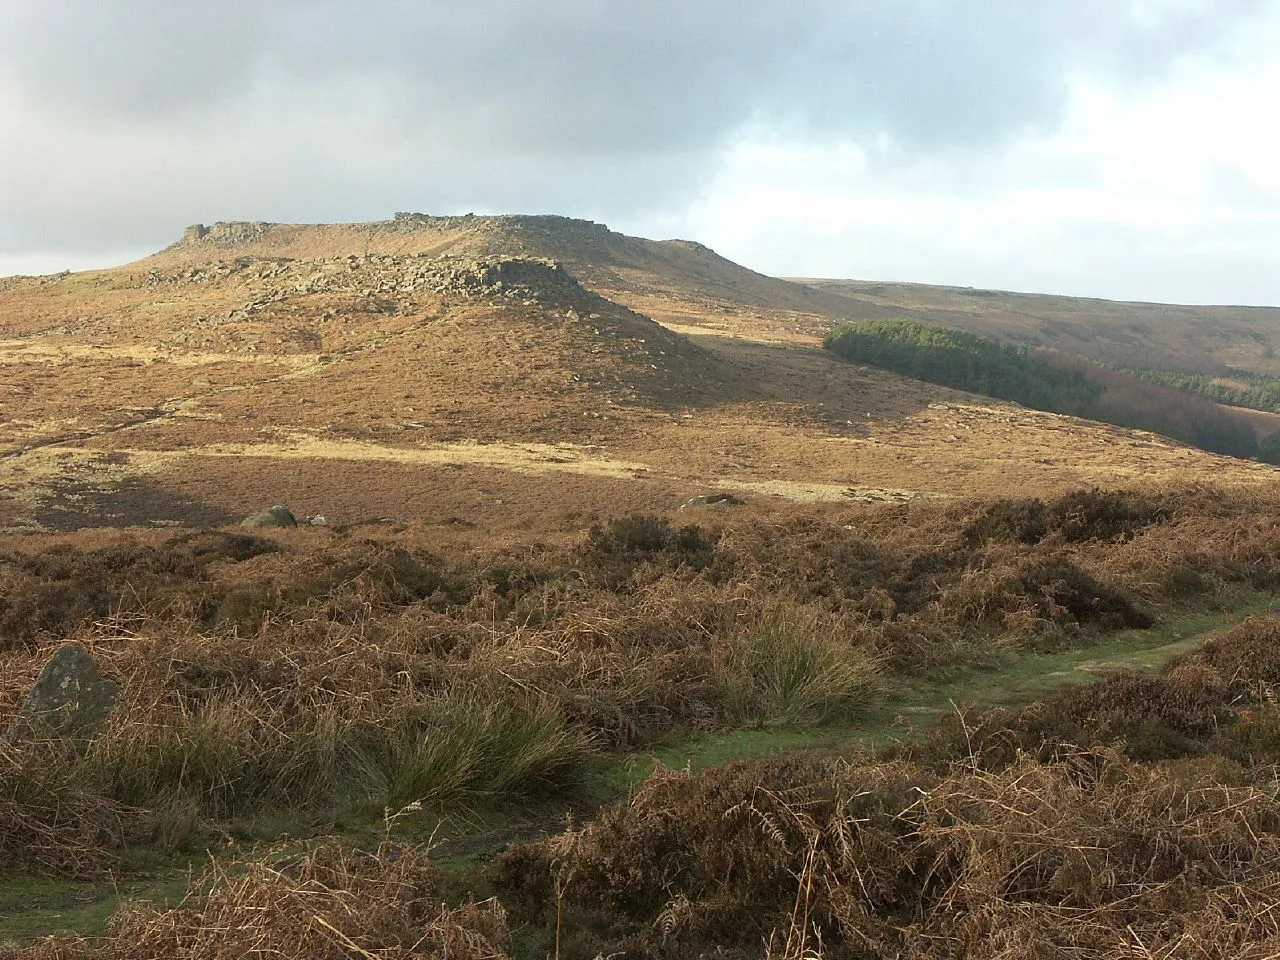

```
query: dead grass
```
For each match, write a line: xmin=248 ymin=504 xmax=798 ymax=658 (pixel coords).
xmin=711 ymin=604 xmax=883 ymax=727
xmin=3 ymin=487 xmax=1280 ymax=954
xmin=5 ymin=227 xmax=1277 ymax=537
xmin=0 ymin=739 xmax=131 ymax=878
xmin=477 ymin=529 xmax=1280 ymax=957
xmin=12 ymin=217 xmax=1280 ymax=955
xmin=10 ymin=840 xmax=508 ymax=960
xmin=494 ymin=743 xmax=1280 ymax=959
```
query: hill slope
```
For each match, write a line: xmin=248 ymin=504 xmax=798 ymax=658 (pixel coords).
xmin=147 ymin=214 xmax=868 ymax=319
xmin=163 ymin=215 xmax=1280 ymax=380
xmin=1 ymin=214 xmax=1275 ymax=533
xmin=802 ymin=278 xmax=1280 ymax=378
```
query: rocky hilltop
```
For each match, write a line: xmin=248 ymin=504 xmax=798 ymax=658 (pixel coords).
xmin=145 ymin=252 xmax=605 ymax=312
xmin=151 ymin=213 xmax=865 ymax=317
xmin=166 ymin=213 xmax=701 ymax=271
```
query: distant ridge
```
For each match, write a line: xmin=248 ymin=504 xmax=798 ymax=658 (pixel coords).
xmin=147 ymin=213 xmax=870 ymax=317
xmin=141 ymin=212 xmax=1280 ymax=379
xmin=7 ymin=208 xmax=1280 ymax=534
xmin=800 ymin=277 xmax=1280 ymax=377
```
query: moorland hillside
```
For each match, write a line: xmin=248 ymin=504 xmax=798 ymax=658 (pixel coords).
xmin=804 ymin=276 xmax=1280 ymax=378
xmin=148 ymin=213 xmax=869 ymax=318
xmin=5 ymin=214 xmax=1280 ymax=958
xmin=3 ymin=214 xmax=1273 ymax=535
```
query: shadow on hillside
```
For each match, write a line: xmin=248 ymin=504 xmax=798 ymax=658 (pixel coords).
xmin=668 ymin=332 xmax=945 ymax=428
xmin=35 ymin=476 xmax=234 ymax=531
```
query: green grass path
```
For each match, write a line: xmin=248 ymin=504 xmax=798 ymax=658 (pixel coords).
xmin=591 ymin=597 xmax=1275 ymax=789
xmin=2 ymin=595 xmax=1273 ymax=947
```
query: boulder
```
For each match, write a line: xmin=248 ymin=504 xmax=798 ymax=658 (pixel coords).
xmin=242 ymin=504 xmax=299 ymax=528
xmin=5 ymin=643 xmax=120 ymax=743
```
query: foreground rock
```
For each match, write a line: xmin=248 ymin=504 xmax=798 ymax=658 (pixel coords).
xmin=242 ymin=504 xmax=299 ymax=528
xmin=5 ymin=642 xmax=120 ymax=742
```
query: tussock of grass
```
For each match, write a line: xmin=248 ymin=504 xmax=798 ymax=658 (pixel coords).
xmin=80 ymin=695 xmax=355 ymax=819
xmin=0 ymin=740 xmax=130 ymax=878
xmin=67 ymin=686 xmax=591 ymax=828
xmin=370 ymin=697 xmax=595 ymax=810
xmin=712 ymin=605 xmax=881 ymax=727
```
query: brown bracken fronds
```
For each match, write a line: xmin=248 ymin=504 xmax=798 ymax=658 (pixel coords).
xmin=12 ymin=842 xmax=508 ymax=960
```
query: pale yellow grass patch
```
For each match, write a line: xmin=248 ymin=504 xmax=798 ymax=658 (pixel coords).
xmin=29 ymin=434 xmax=655 ymax=481
xmin=716 ymin=478 xmax=927 ymax=503
xmin=0 ymin=340 xmax=320 ymax=368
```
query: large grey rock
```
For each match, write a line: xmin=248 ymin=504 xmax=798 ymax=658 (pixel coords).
xmin=5 ymin=643 xmax=120 ymax=742
xmin=241 ymin=504 xmax=298 ymax=528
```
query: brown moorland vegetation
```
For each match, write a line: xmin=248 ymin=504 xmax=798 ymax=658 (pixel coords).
xmin=2 ymin=485 xmax=1280 ymax=956
xmin=492 ymin=617 xmax=1280 ymax=959
xmin=5 ymin=215 xmax=1277 ymax=538
xmin=8 ymin=215 xmax=1280 ymax=958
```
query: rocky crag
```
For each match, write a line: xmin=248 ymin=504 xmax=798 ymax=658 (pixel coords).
xmin=150 ymin=213 xmax=864 ymax=317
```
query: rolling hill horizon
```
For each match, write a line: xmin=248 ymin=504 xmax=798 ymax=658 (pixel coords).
xmin=14 ymin=211 xmax=1278 ymax=355
xmin=2 ymin=211 xmax=1276 ymax=535
xmin=134 ymin=214 xmax=1280 ymax=380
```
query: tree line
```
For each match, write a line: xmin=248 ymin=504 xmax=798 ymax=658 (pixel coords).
xmin=826 ymin=319 xmax=1275 ymax=462
xmin=1123 ymin=368 xmax=1280 ymax=415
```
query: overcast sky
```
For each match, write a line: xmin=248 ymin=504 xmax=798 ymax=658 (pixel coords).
xmin=1 ymin=0 xmax=1276 ymax=304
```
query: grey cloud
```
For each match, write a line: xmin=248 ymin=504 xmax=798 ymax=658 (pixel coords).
xmin=8 ymin=1 xmax=1248 ymax=141
xmin=0 ymin=0 xmax=1270 ymax=256
xmin=0 ymin=1 xmax=293 ymax=117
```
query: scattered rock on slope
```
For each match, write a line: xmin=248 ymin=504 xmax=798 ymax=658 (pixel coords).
xmin=242 ymin=505 xmax=299 ymax=528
